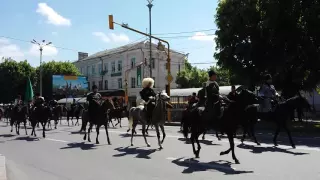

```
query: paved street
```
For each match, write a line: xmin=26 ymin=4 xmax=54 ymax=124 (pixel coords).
xmin=0 ymin=119 xmax=319 ymax=180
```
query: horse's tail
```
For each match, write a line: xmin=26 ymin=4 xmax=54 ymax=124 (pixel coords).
xmin=128 ymin=108 xmax=135 ymax=130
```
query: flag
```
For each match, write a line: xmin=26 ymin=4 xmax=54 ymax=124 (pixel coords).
xmin=25 ymin=77 xmax=34 ymax=103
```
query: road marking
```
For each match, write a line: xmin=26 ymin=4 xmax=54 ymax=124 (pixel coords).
xmin=45 ymin=138 xmax=70 ymax=143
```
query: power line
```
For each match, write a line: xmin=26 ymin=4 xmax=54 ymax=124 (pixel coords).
xmin=153 ymin=28 xmax=216 ymax=35
xmin=158 ymin=33 xmax=216 ymax=39
xmin=0 ymin=35 xmax=82 ymax=52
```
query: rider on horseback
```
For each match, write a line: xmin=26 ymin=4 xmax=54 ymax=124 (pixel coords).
xmin=86 ymin=85 xmax=102 ymax=121
xmin=139 ymin=78 xmax=156 ymax=123
xmin=14 ymin=94 xmax=22 ymax=106
xmin=258 ymin=74 xmax=279 ymax=112
xmin=34 ymin=93 xmax=45 ymax=107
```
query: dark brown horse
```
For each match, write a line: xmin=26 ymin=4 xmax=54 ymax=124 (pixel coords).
xmin=10 ymin=105 xmax=29 ymax=135
xmin=29 ymin=104 xmax=52 ymax=138
xmin=83 ymin=99 xmax=115 ymax=144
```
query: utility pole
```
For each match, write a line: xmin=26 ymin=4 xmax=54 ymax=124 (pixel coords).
xmin=147 ymin=0 xmax=153 ymax=78
xmin=31 ymin=39 xmax=52 ymax=97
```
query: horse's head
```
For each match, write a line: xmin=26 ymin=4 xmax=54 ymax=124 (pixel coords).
xmin=102 ymin=98 xmax=115 ymax=111
xmin=237 ymin=88 xmax=260 ymax=105
xmin=156 ymin=91 xmax=170 ymax=102
xmin=288 ymin=94 xmax=312 ymax=111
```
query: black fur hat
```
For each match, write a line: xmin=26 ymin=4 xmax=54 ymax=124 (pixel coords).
xmin=208 ymin=70 xmax=217 ymax=77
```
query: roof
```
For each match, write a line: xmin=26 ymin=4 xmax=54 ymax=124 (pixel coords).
xmin=166 ymin=85 xmax=242 ymax=97
xmin=75 ymin=40 xmax=185 ymax=62
xmin=57 ymin=97 xmax=86 ymax=104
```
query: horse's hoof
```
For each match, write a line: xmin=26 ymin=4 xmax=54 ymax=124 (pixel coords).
xmin=159 ymin=146 xmax=163 ymax=150
xmin=147 ymin=144 xmax=151 ymax=147
xmin=256 ymin=142 xmax=261 ymax=146
xmin=220 ymin=152 xmax=225 ymax=156
xmin=235 ymin=160 xmax=240 ymax=164
xmin=83 ymin=137 xmax=86 ymax=141
xmin=96 ymin=141 xmax=100 ymax=144
xmin=131 ymin=143 xmax=134 ymax=146
xmin=195 ymin=154 xmax=200 ymax=158
xmin=292 ymin=145 xmax=296 ymax=149
xmin=88 ymin=139 xmax=91 ymax=142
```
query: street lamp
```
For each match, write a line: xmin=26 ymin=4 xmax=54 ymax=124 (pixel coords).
xmin=147 ymin=0 xmax=153 ymax=78
xmin=31 ymin=39 xmax=52 ymax=97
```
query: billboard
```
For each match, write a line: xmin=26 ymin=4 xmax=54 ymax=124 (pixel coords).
xmin=52 ymin=75 xmax=88 ymax=96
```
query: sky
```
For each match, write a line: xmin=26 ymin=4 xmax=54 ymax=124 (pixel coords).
xmin=0 ymin=0 xmax=218 ymax=69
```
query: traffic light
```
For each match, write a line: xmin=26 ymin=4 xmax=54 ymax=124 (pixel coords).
xmin=109 ymin=15 xmax=114 ymax=30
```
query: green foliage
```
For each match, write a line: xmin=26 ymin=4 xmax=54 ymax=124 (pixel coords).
xmin=215 ymin=0 xmax=320 ymax=91
xmin=0 ymin=59 xmax=80 ymax=102
xmin=0 ymin=59 xmax=36 ymax=103
xmin=176 ymin=60 xmax=231 ymax=88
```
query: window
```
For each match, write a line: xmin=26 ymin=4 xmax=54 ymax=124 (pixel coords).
xmin=152 ymin=77 xmax=155 ymax=88
xmin=92 ymin=65 xmax=96 ymax=75
xmin=111 ymin=61 xmax=115 ymax=73
xmin=118 ymin=60 xmax=122 ymax=72
xmin=98 ymin=64 xmax=102 ymax=74
xmin=131 ymin=77 xmax=136 ymax=88
xmin=151 ymin=58 xmax=155 ymax=69
xmin=98 ymin=81 xmax=102 ymax=90
xmin=87 ymin=66 xmax=90 ymax=75
xmin=104 ymin=63 xmax=108 ymax=73
xmin=131 ymin=58 xmax=136 ymax=68
xmin=104 ymin=80 xmax=108 ymax=90
xmin=118 ymin=78 xmax=122 ymax=89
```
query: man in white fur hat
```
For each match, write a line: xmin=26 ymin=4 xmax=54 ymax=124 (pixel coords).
xmin=139 ymin=77 xmax=156 ymax=123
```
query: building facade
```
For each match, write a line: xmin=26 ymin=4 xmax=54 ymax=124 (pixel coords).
xmin=73 ymin=40 xmax=186 ymax=103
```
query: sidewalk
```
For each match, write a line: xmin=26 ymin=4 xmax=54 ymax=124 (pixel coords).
xmin=0 ymin=155 xmax=7 ymax=180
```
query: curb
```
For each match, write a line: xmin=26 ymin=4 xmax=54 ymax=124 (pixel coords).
xmin=0 ymin=155 xmax=6 ymax=180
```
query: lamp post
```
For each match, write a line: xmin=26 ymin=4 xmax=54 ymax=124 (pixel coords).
xmin=31 ymin=39 xmax=52 ymax=97
xmin=147 ymin=0 xmax=153 ymax=78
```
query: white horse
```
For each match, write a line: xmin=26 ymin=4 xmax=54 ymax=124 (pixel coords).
xmin=128 ymin=91 xmax=170 ymax=149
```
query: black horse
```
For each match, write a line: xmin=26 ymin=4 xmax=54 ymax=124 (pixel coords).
xmin=10 ymin=105 xmax=29 ymax=135
xmin=83 ymin=99 xmax=115 ymax=144
xmin=243 ymin=94 xmax=312 ymax=148
xmin=183 ymin=88 xmax=260 ymax=164
xmin=48 ymin=105 xmax=63 ymax=129
xmin=109 ymin=106 xmax=128 ymax=128
xmin=29 ymin=104 xmax=52 ymax=138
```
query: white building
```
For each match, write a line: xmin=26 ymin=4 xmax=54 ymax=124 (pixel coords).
xmin=73 ymin=40 xmax=187 ymax=104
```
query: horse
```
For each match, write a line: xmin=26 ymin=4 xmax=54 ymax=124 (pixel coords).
xmin=183 ymin=88 xmax=260 ymax=164
xmin=4 ymin=105 xmax=13 ymax=124
xmin=74 ymin=104 xmax=85 ymax=126
xmin=109 ymin=106 xmax=129 ymax=128
xmin=128 ymin=91 xmax=170 ymax=149
xmin=29 ymin=104 xmax=52 ymax=138
xmin=243 ymin=94 xmax=312 ymax=148
xmin=10 ymin=104 xmax=29 ymax=135
xmin=66 ymin=104 xmax=76 ymax=126
xmin=83 ymin=98 xmax=115 ymax=144
xmin=48 ymin=105 xmax=63 ymax=129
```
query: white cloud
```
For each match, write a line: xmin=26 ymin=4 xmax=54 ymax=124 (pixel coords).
xmin=0 ymin=38 xmax=24 ymax=60
xmin=92 ymin=32 xmax=110 ymax=43
xmin=188 ymin=32 xmax=215 ymax=41
xmin=36 ymin=3 xmax=71 ymax=26
xmin=52 ymin=32 xmax=58 ymax=36
xmin=92 ymin=32 xmax=130 ymax=43
xmin=29 ymin=44 xmax=58 ymax=56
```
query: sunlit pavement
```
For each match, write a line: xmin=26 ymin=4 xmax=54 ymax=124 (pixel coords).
xmin=0 ymin=119 xmax=319 ymax=180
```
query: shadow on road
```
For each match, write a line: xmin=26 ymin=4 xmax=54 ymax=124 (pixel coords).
xmin=60 ymin=142 xmax=97 ymax=150
xmin=11 ymin=136 xmax=39 ymax=142
xmin=0 ymin=134 xmax=15 ymax=138
xmin=69 ymin=131 xmax=86 ymax=135
xmin=177 ymin=138 xmax=221 ymax=146
xmin=113 ymin=146 xmax=157 ymax=159
xmin=172 ymin=158 xmax=253 ymax=175
xmin=237 ymin=144 xmax=309 ymax=155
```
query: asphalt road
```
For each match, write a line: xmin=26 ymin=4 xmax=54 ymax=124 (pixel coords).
xmin=0 ymin=119 xmax=319 ymax=180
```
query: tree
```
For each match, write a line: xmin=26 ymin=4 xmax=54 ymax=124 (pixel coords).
xmin=0 ymin=59 xmax=36 ymax=103
xmin=35 ymin=61 xmax=81 ymax=99
xmin=176 ymin=60 xmax=231 ymax=88
xmin=215 ymin=0 xmax=320 ymax=91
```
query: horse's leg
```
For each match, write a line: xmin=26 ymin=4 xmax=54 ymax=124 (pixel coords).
xmin=146 ymin=124 xmax=149 ymax=135
xmin=202 ymin=129 xmax=206 ymax=140
xmin=119 ymin=118 xmax=122 ymax=128
xmin=228 ymin=132 xmax=240 ymax=164
xmin=284 ymin=123 xmax=295 ymax=148
xmin=104 ymin=122 xmax=111 ymax=145
xmin=155 ymin=125 xmax=162 ymax=149
xmin=160 ymin=124 xmax=166 ymax=144
xmin=195 ymin=133 xmax=201 ymax=158
xmin=215 ymin=130 xmax=221 ymax=141
xmin=10 ymin=120 xmax=14 ymax=132
xmin=42 ymin=122 xmax=46 ymax=138
xmin=142 ymin=124 xmax=150 ymax=147
xmin=131 ymin=122 xmax=137 ymax=146
xmin=95 ymin=125 xmax=100 ymax=144
xmin=24 ymin=121 xmax=28 ymax=135
xmin=241 ymin=125 xmax=247 ymax=144
xmin=87 ymin=123 xmax=93 ymax=142
xmin=71 ymin=116 xmax=74 ymax=126
xmin=273 ymin=125 xmax=281 ymax=147
xmin=250 ymin=123 xmax=260 ymax=145
xmin=16 ymin=122 xmax=19 ymax=135
xmin=190 ymin=132 xmax=199 ymax=158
